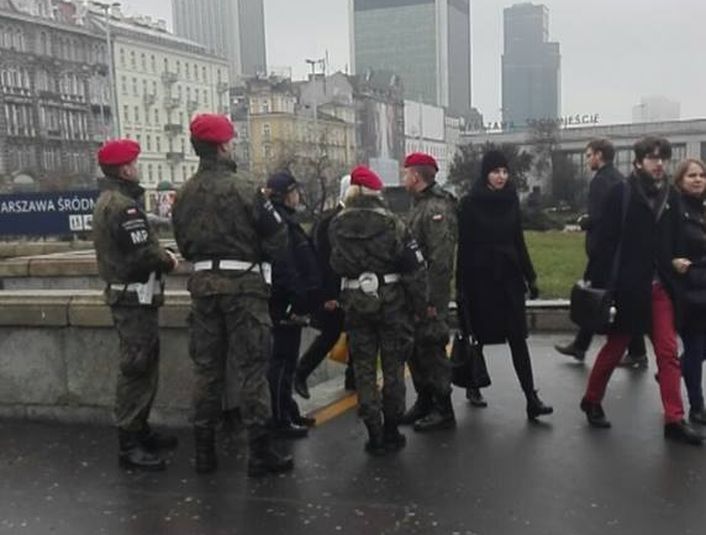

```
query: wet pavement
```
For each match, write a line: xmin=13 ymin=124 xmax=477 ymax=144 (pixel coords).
xmin=1 ymin=334 xmax=706 ymax=535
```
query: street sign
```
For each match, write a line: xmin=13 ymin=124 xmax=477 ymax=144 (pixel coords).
xmin=0 ymin=190 xmax=100 ymax=236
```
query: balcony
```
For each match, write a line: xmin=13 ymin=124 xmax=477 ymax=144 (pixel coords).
xmin=164 ymin=123 xmax=183 ymax=136
xmin=161 ymin=71 xmax=178 ymax=85
xmin=143 ymin=93 xmax=156 ymax=107
xmin=163 ymin=96 xmax=180 ymax=110
xmin=166 ymin=151 xmax=185 ymax=164
xmin=41 ymin=128 xmax=63 ymax=139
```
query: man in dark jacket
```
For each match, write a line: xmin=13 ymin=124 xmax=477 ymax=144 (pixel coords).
xmin=556 ymin=139 xmax=647 ymax=366
xmin=580 ymin=136 xmax=702 ymax=445
xmin=294 ymin=175 xmax=355 ymax=399
xmin=92 ymin=139 xmax=178 ymax=471
xmin=266 ymin=171 xmax=322 ymax=438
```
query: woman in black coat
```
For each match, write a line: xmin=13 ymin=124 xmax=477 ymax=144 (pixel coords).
xmin=674 ymin=159 xmax=706 ymax=424
xmin=456 ymin=150 xmax=553 ymax=420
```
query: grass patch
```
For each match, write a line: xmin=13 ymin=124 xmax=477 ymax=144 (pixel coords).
xmin=525 ymin=231 xmax=586 ymax=299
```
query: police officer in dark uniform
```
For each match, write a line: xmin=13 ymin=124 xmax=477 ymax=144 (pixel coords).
xmin=400 ymin=153 xmax=457 ymax=431
xmin=171 ymin=114 xmax=293 ymax=477
xmin=92 ymin=139 xmax=179 ymax=471
xmin=265 ymin=171 xmax=321 ymax=438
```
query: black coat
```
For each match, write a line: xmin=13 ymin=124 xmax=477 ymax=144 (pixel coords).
xmin=457 ymin=182 xmax=536 ymax=345
xmin=585 ymin=163 xmax=624 ymax=257
xmin=586 ymin=172 xmax=685 ymax=335
xmin=679 ymin=193 xmax=706 ymax=334
xmin=312 ymin=203 xmax=343 ymax=302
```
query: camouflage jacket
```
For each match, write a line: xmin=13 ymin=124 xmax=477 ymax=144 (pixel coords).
xmin=408 ymin=182 xmax=458 ymax=313
xmin=92 ymin=177 xmax=174 ymax=306
xmin=329 ymin=194 xmax=428 ymax=318
xmin=171 ymin=158 xmax=287 ymax=298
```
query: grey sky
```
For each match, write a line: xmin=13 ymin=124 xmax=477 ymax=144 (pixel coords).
xmin=122 ymin=0 xmax=706 ymax=125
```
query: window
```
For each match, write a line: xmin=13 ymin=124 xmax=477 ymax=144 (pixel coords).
xmin=142 ymin=79 xmax=147 ymax=96
xmin=146 ymin=135 xmax=152 ymax=151
xmin=123 ymin=105 xmax=129 ymax=123
xmin=141 ymin=53 xmax=146 ymax=71
xmin=157 ymin=164 xmax=163 ymax=179
xmin=263 ymin=123 xmax=271 ymax=141
xmin=195 ymin=66 xmax=199 ymax=81
xmin=132 ymin=77 xmax=138 ymax=96
xmin=150 ymin=55 xmax=156 ymax=72
xmin=152 ymin=80 xmax=157 ymax=95
xmin=156 ymin=136 xmax=162 ymax=152
xmin=130 ymin=50 xmax=136 ymax=69
xmin=185 ymin=63 xmax=190 ymax=79
xmin=264 ymin=145 xmax=272 ymax=159
xmin=154 ymin=109 xmax=159 ymax=124
xmin=119 ymin=48 xmax=125 ymax=67
xmin=176 ymin=61 xmax=181 ymax=75
xmin=134 ymin=106 xmax=140 ymax=123
xmin=194 ymin=88 xmax=199 ymax=103
xmin=163 ymin=58 xmax=168 ymax=72
xmin=202 ymin=66 xmax=207 ymax=82
xmin=148 ymin=164 xmax=153 ymax=181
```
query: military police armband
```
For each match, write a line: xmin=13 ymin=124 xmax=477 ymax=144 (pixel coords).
xmin=116 ymin=206 xmax=151 ymax=250
xmin=254 ymin=189 xmax=284 ymax=237
xmin=398 ymin=238 xmax=426 ymax=272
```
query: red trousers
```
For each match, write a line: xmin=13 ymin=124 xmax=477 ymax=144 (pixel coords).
xmin=583 ymin=283 xmax=684 ymax=423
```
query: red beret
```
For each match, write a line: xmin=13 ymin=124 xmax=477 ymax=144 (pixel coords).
xmin=404 ymin=152 xmax=438 ymax=171
xmin=189 ymin=113 xmax=235 ymax=144
xmin=97 ymin=139 xmax=141 ymax=166
xmin=350 ymin=165 xmax=383 ymax=191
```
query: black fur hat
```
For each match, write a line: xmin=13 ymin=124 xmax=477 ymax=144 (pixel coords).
xmin=481 ymin=150 xmax=509 ymax=179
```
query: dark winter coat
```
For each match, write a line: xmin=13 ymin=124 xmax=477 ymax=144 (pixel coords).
xmin=585 ymin=163 xmax=624 ymax=257
xmin=312 ymin=203 xmax=344 ymax=302
xmin=456 ymin=181 xmax=536 ymax=345
xmin=269 ymin=202 xmax=322 ymax=322
xmin=679 ymin=192 xmax=706 ymax=334
xmin=586 ymin=172 xmax=685 ymax=335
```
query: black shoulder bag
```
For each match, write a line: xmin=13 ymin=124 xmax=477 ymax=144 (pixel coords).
xmin=451 ymin=299 xmax=491 ymax=389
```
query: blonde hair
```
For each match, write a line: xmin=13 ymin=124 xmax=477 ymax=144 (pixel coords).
xmin=673 ymin=158 xmax=706 ymax=189
xmin=344 ymin=184 xmax=382 ymax=203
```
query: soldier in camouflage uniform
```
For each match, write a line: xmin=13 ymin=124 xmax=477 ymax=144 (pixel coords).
xmin=171 ymin=114 xmax=293 ymax=477
xmin=329 ymin=166 xmax=428 ymax=455
xmin=92 ymin=139 xmax=179 ymax=471
xmin=400 ymin=152 xmax=458 ymax=432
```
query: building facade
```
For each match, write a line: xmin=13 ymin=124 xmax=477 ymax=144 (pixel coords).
xmin=88 ymin=5 xmax=230 ymax=189
xmin=502 ymin=3 xmax=561 ymax=128
xmin=632 ymin=96 xmax=681 ymax=124
xmin=172 ymin=0 xmax=266 ymax=84
xmin=0 ymin=0 xmax=111 ymax=191
xmin=349 ymin=0 xmax=472 ymax=117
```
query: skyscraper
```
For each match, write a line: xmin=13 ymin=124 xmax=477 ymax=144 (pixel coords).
xmin=502 ymin=3 xmax=561 ymax=128
xmin=349 ymin=0 xmax=472 ymax=117
xmin=172 ymin=0 xmax=266 ymax=83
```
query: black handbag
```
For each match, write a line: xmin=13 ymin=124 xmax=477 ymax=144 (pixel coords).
xmin=569 ymin=183 xmax=630 ymax=334
xmin=450 ymin=332 xmax=491 ymax=389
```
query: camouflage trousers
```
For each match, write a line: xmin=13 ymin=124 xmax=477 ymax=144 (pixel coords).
xmin=111 ymin=306 xmax=160 ymax=432
xmin=409 ymin=313 xmax=453 ymax=398
xmin=346 ymin=304 xmax=413 ymax=425
xmin=189 ymin=294 xmax=272 ymax=430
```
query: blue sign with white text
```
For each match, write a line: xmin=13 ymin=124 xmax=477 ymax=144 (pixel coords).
xmin=0 ymin=191 xmax=100 ymax=236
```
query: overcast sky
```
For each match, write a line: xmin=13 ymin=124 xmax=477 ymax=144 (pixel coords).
xmin=121 ymin=0 xmax=706 ymax=125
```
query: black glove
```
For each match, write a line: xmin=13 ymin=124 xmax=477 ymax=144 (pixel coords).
xmin=528 ymin=280 xmax=539 ymax=300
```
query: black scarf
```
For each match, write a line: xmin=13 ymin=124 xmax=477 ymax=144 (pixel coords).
xmin=632 ymin=170 xmax=669 ymax=219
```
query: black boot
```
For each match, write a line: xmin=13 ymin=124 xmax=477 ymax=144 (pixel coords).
xmin=617 ymin=352 xmax=648 ymax=369
xmin=194 ymin=426 xmax=217 ymax=474
xmin=118 ymin=430 xmax=166 ymax=472
xmin=293 ymin=371 xmax=311 ymax=400
xmin=364 ymin=417 xmax=386 ymax=456
xmin=247 ymin=431 xmax=294 ymax=477
xmin=466 ymin=387 xmax=488 ymax=407
xmin=526 ymin=390 xmax=553 ymax=420
xmin=344 ymin=367 xmax=356 ymax=391
xmin=383 ymin=418 xmax=406 ymax=452
xmin=554 ymin=342 xmax=586 ymax=361
xmin=664 ymin=420 xmax=704 ymax=446
xmin=413 ymin=395 xmax=456 ymax=432
xmin=580 ymin=399 xmax=611 ymax=428
xmin=138 ymin=425 xmax=179 ymax=452
xmin=689 ymin=407 xmax=706 ymax=425
xmin=399 ymin=392 xmax=433 ymax=425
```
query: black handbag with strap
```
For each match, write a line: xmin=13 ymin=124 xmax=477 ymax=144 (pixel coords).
xmin=451 ymin=300 xmax=491 ymax=389
xmin=569 ymin=182 xmax=631 ymax=335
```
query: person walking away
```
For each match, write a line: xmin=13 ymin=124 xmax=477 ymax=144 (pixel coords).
xmin=580 ymin=136 xmax=702 ymax=445
xmin=456 ymin=150 xmax=553 ymax=420
xmin=329 ymin=166 xmax=428 ymax=454
xmin=172 ymin=113 xmax=295 ymax=476
xmin=92 ymin=139 xmax=179 ymax=471
xmin=399 ymin=152 xmax=457 ymax=431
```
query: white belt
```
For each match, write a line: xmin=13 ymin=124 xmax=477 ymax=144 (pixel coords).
xmin=193 ymin=259 xmax=272 ymax=285
xmin=109 ymin=282 xmax=162 ymax=294
xmin=341 ymin=273 xmax=401 ymax=290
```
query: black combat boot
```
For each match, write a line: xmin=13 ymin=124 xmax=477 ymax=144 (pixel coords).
xmin=364 ymin=417 xmax=386 ymax=456
xmin=194 ymin=426 xmax=217 ymax=474
xmin=383 ymin=418 xmax=406 ymax=452
xmin=689 ymin=406 xmax=706 ymax=426
xmin=118 ymin=429 xmax=166 ymax=471
xmin=526 ymin=390 xmax=553 ymax=420
xmin=580 ymin=399 xmax=611 ymax=428
xmin=399 ymin=391 xmax=433 ymax=425
xmin=413 ymin=395 xmax=456 ymax=432
xmin=664 ymin=420 xmax=704 ymax=446
xmin=466 ymin=387 xmax=488 ymax=407
xmin=247 ymin=430 xmax=295 ymax=477
xmin=138 ymin=424 xmax=179 ymax=452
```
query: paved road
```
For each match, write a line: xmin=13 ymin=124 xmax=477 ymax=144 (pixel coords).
xmin=1 ymin=335 xmax=705 ymax=534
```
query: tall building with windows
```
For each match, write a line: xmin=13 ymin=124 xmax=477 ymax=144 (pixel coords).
xmin=0 ymin=0 xmax=111 ymax=190
xmin=88 ymin=4 xmax=230 ymax=189
xmin=501 ymin=3 xmax=561 ymax=128
xmin=349 ymin=0 xmax=472 ymax=117
xmin=172 ymin=0 xmax=266 ymax=83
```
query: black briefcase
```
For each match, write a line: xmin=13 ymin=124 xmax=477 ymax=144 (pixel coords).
xmin=569 ymin=281 xmax=615 ymax=335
